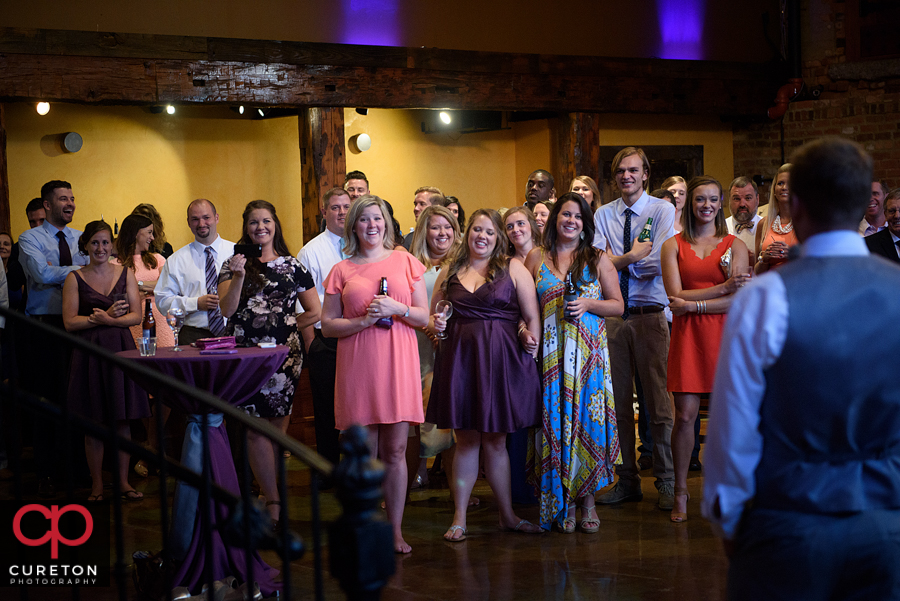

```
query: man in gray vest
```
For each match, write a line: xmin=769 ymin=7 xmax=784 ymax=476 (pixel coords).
xmin=703 ymin=137 xmax=900 ymax=600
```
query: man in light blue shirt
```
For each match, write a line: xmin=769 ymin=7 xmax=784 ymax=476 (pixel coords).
xmin=592 ymin=147 xmax=676 ymax=510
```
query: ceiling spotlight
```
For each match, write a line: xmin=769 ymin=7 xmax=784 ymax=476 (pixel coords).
xmin=239 ymin=105 xmax=244 ymax=114
xmin=166 ymin=105 xmax=175 ymax=115
xmin=356 ymin=108 xmax=369 ymax=116
xmin=439 ymin=111 xmax=452 ymax=124
xmin=257 ymin=108 xmax=266 ymax=117
xmin=36 ymin=102 xmax=50 ymax=116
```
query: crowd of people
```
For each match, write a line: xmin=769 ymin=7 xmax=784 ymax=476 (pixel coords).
xmin=1 ymin=139 xmax=899 ymax=596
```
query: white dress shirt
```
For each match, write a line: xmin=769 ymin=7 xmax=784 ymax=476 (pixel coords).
xmin=0 ymin=259 xmax=8 ymax=328
xmin=155 ymin=235 xmax=235 ymax=329
xmin=726 ymin=214 xmax=762 ymax=255
xmin=592 ymin=191 xmax=676 ymax=306
xmin=702 ymin=230 xmax=870 ymax=539
xmin=18 ymin=221 xmax=88 ymax=315
xmin=297 ymin=228 xmax=345 ymax=330
xmin=859 ymin=218 xmax=886 ymax=237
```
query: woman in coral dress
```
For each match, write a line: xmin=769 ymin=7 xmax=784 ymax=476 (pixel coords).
xmin=662 ymin=176 xmax=751 ymax=523
xmin=321 ymin=195 xmax=429 ymax=554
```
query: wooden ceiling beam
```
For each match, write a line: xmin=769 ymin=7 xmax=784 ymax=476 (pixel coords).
xmin=0 ymin=27 xmax=780 ymax=117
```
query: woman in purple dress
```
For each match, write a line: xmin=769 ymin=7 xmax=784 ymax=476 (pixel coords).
xmin=428 ymin=209 xmax=543 ymax=541
xmin=62 ymin=220 xmax=149 ymax=502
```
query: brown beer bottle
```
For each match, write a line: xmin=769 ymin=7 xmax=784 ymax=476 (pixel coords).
xmin=375 ymin=277 xmax=393 ymax=329
xmin=142 ymin=298 xmax=156 ymax=338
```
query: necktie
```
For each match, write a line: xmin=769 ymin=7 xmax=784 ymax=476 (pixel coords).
xmin=205 ymin=247 xmax=226 ymax=336
xmin=57 ymin=231 xmax=72 ymax=267
xmin=620 ymin=209 xmax=632 ymax=319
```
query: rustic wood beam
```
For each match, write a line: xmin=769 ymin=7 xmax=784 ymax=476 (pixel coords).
xmin=554 ymin=113 xmax=602 ymax=195
xmin=0 ymin=28 xmax=781 ymax=117
xmin=299 ymin=107 xmax=345 ymax=244
xmin=0 ymin=104 xmax=9 ymax=235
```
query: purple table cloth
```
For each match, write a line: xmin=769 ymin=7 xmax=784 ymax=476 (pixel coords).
xmin=119 ymin=345 xmax=289 ymax=595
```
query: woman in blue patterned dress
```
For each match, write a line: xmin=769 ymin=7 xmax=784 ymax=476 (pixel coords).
xmin=525 ymin=192 xmax=623 ymax=533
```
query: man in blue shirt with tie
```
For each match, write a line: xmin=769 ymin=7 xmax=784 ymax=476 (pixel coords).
xmin=592 ymin=147 xmax=676 ymax=510
xmin=17 ymin=180 xmax=88 ymax=496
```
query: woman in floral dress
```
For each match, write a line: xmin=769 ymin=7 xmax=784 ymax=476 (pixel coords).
xmin=219 ymin=200 xmax=321 ymax=524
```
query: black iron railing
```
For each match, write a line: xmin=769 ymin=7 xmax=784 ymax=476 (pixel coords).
xmin=0 ymin=307 xmax=395 ymax=600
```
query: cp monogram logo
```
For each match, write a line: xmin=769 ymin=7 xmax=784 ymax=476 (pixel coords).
xmin=13 ymin=504 xmax=94 ymax=559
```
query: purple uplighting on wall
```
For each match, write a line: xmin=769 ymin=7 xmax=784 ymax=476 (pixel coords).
xmin=340 ymin=0 xmax=402 ymax=46
xmin=656 ymin=0 xmax=706 ymax=60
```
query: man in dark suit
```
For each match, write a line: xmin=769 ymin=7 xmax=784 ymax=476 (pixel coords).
xmin=865 ymin=189 xmax=900 ymax=263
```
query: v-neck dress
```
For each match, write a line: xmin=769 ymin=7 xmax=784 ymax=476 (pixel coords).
xmin=667 ymin=233 xmax=736 ymax=393
xmin=427 ymin=268 xmax=541 ymax=433
xmin=68 ymin=268 xmax=150 ymax=422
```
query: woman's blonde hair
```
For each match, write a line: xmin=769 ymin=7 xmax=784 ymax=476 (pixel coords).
xmin=410 ymin=205 xmax=460 ymax=267
xmin=569 ymin=175 xmax=603 ymax=211
xmin=343 ymin=195 xmax=395 ymax=256
xmin=762 ymin=163 xmax=792 ymax=234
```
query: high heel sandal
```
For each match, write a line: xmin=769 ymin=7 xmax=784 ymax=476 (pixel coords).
xmin=578 ymin=504 xmax=600 ymax=534
xmin=555 ymin=505 xmax=576 ymax=534
xmin=670 ymin=487 xmax=690 ymax=523
xmin=266 ymin=500 xmax=281 ymax=532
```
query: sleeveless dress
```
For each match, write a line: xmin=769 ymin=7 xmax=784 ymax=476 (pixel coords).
xmin=325 ymin=251 xmax=426 ymax=429
xmin=759 ymin=219 xmax=798 ymax=269
xmin=219 ymin=256 xmax=314 ymax=418
xmin=531 ymin=261 xmax=621 ymax=529
xmin=427 ymin=268 xmax=541 ymax=433
xmin=116 ymin=253 xmax=175 ymax=348
xmin=667 ymin=233 xmax=736 ymax=393
xmin=67 ymin=268 xmax=150 ymax=422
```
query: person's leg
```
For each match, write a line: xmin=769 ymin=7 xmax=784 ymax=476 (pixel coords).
xmin=376 ymin=422 xmax=412 ymax=553
xmin=116 ymin=421 xmax=142 ymax=498
xmin=308 ymin=334 xmax=341 ymax=467
xmin=85 ymin=436 xmax=104 ymax=499
xmin=635 ymin=373 xmax=653 ymax=469
xmin=482 ymin=432 xmax=541 ymax=532
xmin=247 ymin=415 xmax=288 ymax=521
xmin=446 ymin=430 xmax=481 ymax=539
xmin=690 ymin=410 xmax=702 ymax=470
xmin=405 ymin=426 xmax=422 ymax=493
xmin=598 ymin=316 xmax=643 ymax=503
xmin=632 ymin=313 xmax=674 ymax=495
xmin=671 ymin=393 xmax=699 ymax=520
xmin=137 ymin=403 xmax=171 ymax=477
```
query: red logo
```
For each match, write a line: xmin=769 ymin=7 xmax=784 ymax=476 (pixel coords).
xmin=13 ymin=504 xmax=94 ymax=559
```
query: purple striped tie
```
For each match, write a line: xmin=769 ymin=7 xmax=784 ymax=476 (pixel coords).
xmin=205 ymin=247 xmax=226 ymax=336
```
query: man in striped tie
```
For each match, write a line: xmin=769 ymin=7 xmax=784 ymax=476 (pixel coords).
xmin=155 ymin=199 xmax=236 ymax=344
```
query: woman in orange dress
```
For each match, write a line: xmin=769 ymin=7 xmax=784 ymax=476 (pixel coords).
xmin=321 ymin=195 xmax=429 ymax=554
xmin=755 ymin=163 xmax=798 ymax=274
xmin=662 ymin=176 xmax=751 ymax=523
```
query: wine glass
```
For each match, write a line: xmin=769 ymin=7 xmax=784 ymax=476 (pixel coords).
xmin=434 ymin=300 xmax=453 ymax=340
xmin=166 ymin=308 xmax=185 ymax=351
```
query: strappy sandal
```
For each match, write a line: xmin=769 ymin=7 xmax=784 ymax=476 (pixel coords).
xmin=670 ymin=487 xmax=690 ymax=523
xmin=266 ymin=500 xmax=282 ymax=532
xmin=579 ymin=504 xmax=600 ymax=534
xmin=555 ymin=505 xmax=576 ymax=534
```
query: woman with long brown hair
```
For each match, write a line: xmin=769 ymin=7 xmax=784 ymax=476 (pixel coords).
xmin=219 ymin=200 xmax=321 ymax=526
xmin=504 ymin=206 xmax=541 ymax=262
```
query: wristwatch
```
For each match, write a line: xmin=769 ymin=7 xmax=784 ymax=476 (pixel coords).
xmin=138 ymin=280 xmax=144 ymax=290
xmin=403 ymin=305 xmax=410 ymax=318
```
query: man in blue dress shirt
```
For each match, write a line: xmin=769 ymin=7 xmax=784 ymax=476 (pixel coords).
xmin=592 ymin=147 xmax=676 ymax=510
xmin=704 ymin=137 xmax=900 ymax=600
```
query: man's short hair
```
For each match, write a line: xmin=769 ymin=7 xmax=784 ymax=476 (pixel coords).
xmin=875 ymin=180 xmax=890 ymax=196
xmin=528 ymin=169 xmax=555 ymax=190
xmin=790 ymin=137 xmax=873 ymax=228
xmin=26 ymin=198 xmax=44 ymax=213
xmin=40 ymin=180 xmax=72 ymax=202
xmin=344 ymin=170 xmax=369 ymax=185
xmin=323 ymin=187 xmax=350 ymax=206
xmin=415 ymin=186 xmax=442 ymax=197
xmin=650 ymin=188 xmax=676 ymax=204
xmin=728 ymin=176 xmax=759 ymax=196
xmin=610 ymin=147 xmax=651 ymax=191
xmin=885 ymin=188 xmax=900 ymax=211
xmin=427 ymin=193 xmax=445 ymax=206
xmin=187 ymin=198 xmax=218 ymax=218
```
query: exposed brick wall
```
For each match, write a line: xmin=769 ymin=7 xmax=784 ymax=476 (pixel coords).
xmin=733 ymin=1 xmax=900 ymax=189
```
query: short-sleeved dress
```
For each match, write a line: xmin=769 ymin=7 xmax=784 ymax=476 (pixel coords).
xmin=219 ymin=255 xmax=314 ymax=418
xmin=116 ymin=253 xmax=175 ymax=348
xmin=68 ymin=268 xmax=150 ymax=422
xmin=667 ymin=233 xmax=736 ymax=393
xmin=324 ymin=251 xmax=426 ymax=429
xmin=531 ymin=262 xmax=621 ymax=529
xmin=426 ymin=268 xmax=541 ymax=433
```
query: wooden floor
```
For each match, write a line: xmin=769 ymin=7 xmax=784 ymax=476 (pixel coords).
xmin=1 ymin=441 xmax=729 ymax=601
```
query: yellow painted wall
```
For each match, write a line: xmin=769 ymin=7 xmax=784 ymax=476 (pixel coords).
xmin=513 ymin=120 xmax=553 ymax=207
xmin=344 ymin=109 xmax=518 ymax=233
xmin=5 ymin=103 xmax=305 ymax=252
xmin=597 ymin=114 xmax=735 ymax=192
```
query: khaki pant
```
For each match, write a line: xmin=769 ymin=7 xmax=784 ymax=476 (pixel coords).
xmin=606 ymin=312 xmax=674 ymax=485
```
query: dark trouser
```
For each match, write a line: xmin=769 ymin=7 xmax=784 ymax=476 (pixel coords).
xmin=729 ymin=507 xmax=900 ymax=601
xmin=307 ymin=329 xmax=340 ymax=466
xmin=179 ymin=325 xmax=213 ymax=346
xmin=606 ymin=312 xmax=674 ymax=485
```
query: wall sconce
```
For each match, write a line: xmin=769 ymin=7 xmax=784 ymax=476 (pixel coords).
xmin=349 ymin=133 xmax=372 ymax=153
